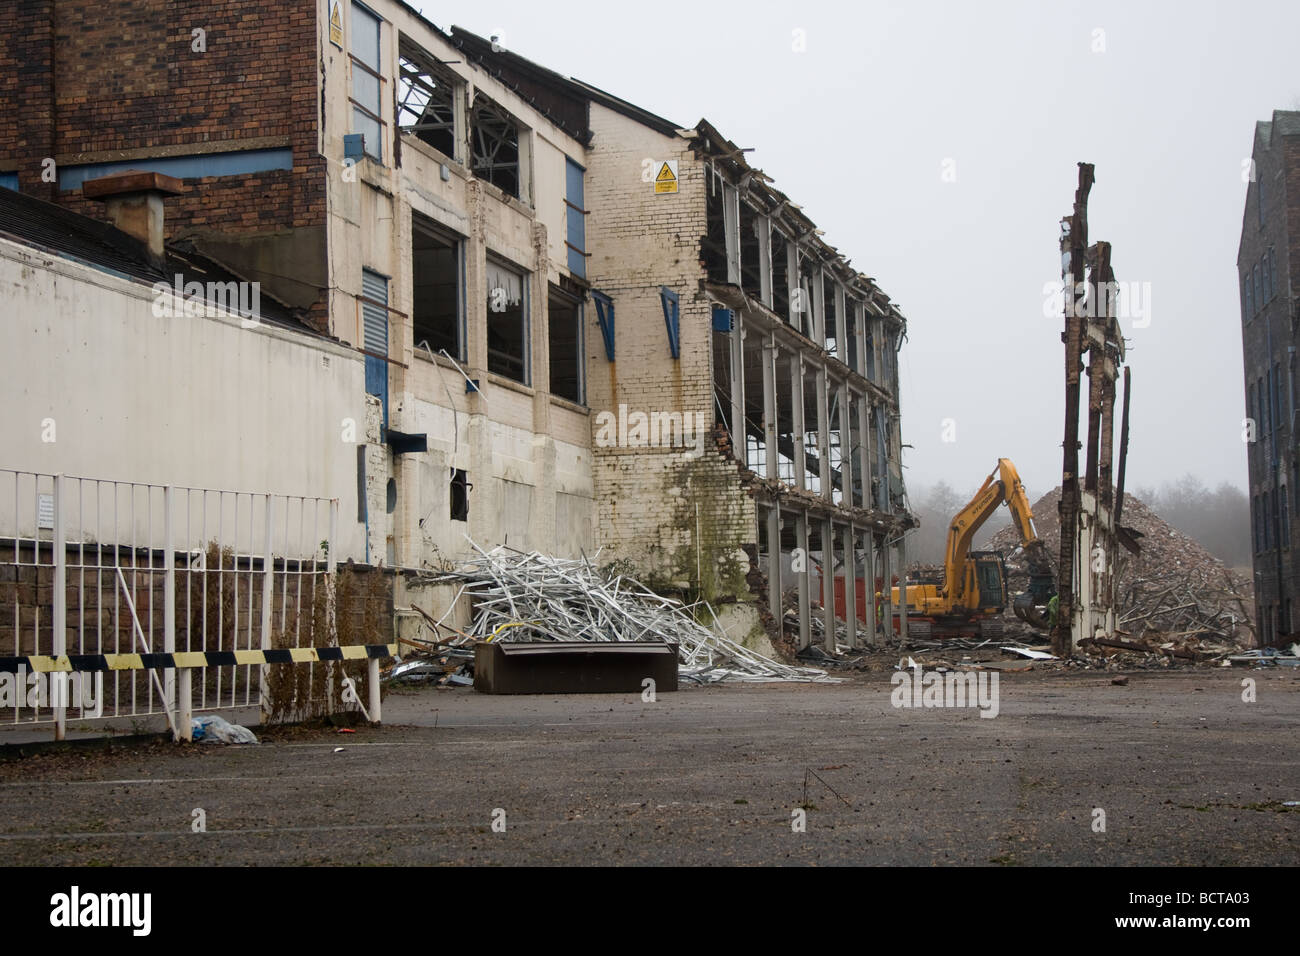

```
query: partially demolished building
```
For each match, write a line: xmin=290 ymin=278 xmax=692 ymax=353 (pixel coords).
xmin=0 ymin=0 xmax=913 ymax=655
xmin=1239 ymin=110 xmax=1300 ymax=646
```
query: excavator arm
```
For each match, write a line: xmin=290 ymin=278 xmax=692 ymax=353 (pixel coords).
xmin=940 ymin=459 xmax=1055 ymax=627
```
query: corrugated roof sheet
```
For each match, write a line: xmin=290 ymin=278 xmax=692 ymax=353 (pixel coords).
xmin=0 ymin=187 xmax=312 ymax=332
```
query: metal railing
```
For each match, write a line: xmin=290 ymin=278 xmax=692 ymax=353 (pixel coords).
xmin=0 ymin=469 xmax=339 ymax=739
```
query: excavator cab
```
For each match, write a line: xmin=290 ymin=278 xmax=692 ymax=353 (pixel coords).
xmin=970 ymin=552 xmax=1007 ymax=611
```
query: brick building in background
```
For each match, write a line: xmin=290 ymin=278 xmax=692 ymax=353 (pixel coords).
xmin=0 ymin=1 xmax=914 ymax=653
xmin=1240 ymin=110 xmax=1300 ymax=646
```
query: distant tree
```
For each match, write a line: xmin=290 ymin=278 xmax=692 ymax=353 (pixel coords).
xmin=908 ymin=480 xmax=968 ymax=565
xmin=1140 ymin=475 xmax=1249 ymax=569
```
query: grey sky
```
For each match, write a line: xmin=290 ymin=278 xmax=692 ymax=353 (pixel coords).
xmin=416 ymin=0 xmax=1300 ymax=497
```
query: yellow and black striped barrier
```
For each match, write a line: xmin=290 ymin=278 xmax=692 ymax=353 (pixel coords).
xmin=0 ymin=644 xmax=397 ymax=674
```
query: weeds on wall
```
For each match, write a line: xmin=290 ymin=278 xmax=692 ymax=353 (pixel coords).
xmin=185 ymin=543 xmax=387 ymax=724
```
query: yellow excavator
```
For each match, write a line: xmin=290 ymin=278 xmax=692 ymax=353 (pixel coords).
xmin=891 ymin=458 xmax=1055 ymax=640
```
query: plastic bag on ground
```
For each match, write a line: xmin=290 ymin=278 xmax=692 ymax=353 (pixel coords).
xmin=190 ymin=714 xmax=258 ymax=744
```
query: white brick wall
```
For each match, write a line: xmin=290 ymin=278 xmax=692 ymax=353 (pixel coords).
xmin=584 ymin=104 xmax=755 ymax=595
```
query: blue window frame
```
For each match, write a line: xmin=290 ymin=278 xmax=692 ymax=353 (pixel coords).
xmin=565 ymin=158 xmax=587 ymax=278
xmin=351 ymin=3 xmax=384 ymax=163
xmin=362 ymin=268 xmax=390 ymax=432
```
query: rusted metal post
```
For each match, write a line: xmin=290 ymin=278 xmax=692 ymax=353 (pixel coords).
xmin=1115 ymin=368 xmax=1131 ymax=526
xmin=1055 ymin=163 xmax=1094 ymax=657
xmin=1096 ymin=245 xmax=1117 ymax=510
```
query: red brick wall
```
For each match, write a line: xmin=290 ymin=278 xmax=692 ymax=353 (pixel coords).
xmin=0 ymin=1 xmax=56 ymax=200
xmin=0 ymin=0 xmax=323 ymax=236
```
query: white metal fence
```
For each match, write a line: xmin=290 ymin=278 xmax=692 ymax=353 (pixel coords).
xmin=0 ymin=469 xmax=338 ymax=738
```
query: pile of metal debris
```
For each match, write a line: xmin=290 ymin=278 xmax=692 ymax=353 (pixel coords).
xmin=989 ymin=487 xmax=1255 ymax=646
xmin=388 ymin=543 xmax=838 ymax=686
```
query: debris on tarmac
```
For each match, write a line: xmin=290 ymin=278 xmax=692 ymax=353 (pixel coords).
xmin=401 ymin=542 xmax=838 ymax=684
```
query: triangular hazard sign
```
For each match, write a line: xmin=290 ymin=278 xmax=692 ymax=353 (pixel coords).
xmin=331 ymin=3 xmax=342 ymax=29
xmin=656 ymin=163 xmax=676 ymax=182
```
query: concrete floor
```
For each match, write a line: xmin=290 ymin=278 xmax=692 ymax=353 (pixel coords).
xmin=0 ymin=669 xmax=1296 ymax=865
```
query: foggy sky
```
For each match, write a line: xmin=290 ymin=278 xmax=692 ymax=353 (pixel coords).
xmin=416 ymin=0 xmax=1300 ymax=497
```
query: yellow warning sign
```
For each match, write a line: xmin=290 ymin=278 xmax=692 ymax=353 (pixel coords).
xmin=329 ymin=2 xmax=344 ymax=49
xmin=654 ymin=160 xmax=678 ymax=194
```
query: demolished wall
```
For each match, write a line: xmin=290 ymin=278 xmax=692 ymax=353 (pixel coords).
xmin=988 ymin=488 xmax=1255 ymax=646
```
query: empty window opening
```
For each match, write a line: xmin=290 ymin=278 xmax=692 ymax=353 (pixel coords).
xmin=776 ymin=359 xmax=796 ymax=484
xmin=771 ymin=229 xmax=790 ymax=320
xmin=740 ymin=201 xmax=762 ymax=299
xmin=849 ymin=402 xmax=865 ymax=506
xmin=450 ymin=469 xmax=469 ymax=522
xmin=844 ymin=301 xmax=859 ymax=373
xmin=712 ymin=324 xmax=733 ymax=433
xmin=471 ymin=95 xmax=520 ymax=198
xmin=828 ymin=392 xmax=844 ymax=506
xmin=486 ymin=257 xmax=528 ymax=383
xmin=548 ymin=285 xmax=584 ymax=404
xmin=802 ymin=366 xmax=820 ymax=494
xmin=398 ymin=38 xmax=459 ymax=159
xmin=350 ymin=3 xmax=385 ymax=162
xmin=412 ymin=213 xmax=463 ymax=361
xmin=823 ymin=276 xmax=839 ymax=357
xmin=741 ymin=335 xmax=766 ymax=472
xmin=704 ymin=168 xmax=728 ymax=283
xmin=385 ymin=478 xmax=397 ymax=514
xmin=796 ymin=253 xmax=817 ymax=340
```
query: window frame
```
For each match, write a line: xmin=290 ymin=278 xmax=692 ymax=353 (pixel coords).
xmin=484 ymin=253 xmax=530 ymax=385
xmin=547 ymin=284 xmax=586 ymax=406
xmin=397 ymin=36 xmax=461 ymax=162
xmin=349 ymin=2 xmax=386 ymax=163
xmin=470 ymin=94 xmax=523 ymax=200
xmin=410 ymin=212 xmax=466 ymax=363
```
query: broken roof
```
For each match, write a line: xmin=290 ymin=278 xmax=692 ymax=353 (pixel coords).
xmin=690 ymin=117 xmax=905 ymax=327
xmin=447 ymin=25 xmax=682 ymax=143
xmin=0 ymin=186 xmax=312 ymax=333
xmin=444 ymin=26 xmax=905 ymax=330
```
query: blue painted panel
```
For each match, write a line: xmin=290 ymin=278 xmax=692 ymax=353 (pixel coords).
xmin=0 ymin=173 xmax=17 ymax=192
xmin=58 ymin=148 xmax=294 ymax=193
xmin=659 ymin=287 xmax=680 ymax=360
xmin=566 ymin=158 xmax=585 ymax=278
xmin=591 ymin=290 xmax=614 ymax=361
xmin=362 ymin=269 xmax=389 ymax=432
xmin=365 ymin=355 xmax=388 ymax=432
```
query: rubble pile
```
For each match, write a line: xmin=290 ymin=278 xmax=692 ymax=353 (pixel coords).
xmin=390 ymin=542 xmax=838 ymax=685
xmin=988 ymin=487 xmax=1255 ymax=647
